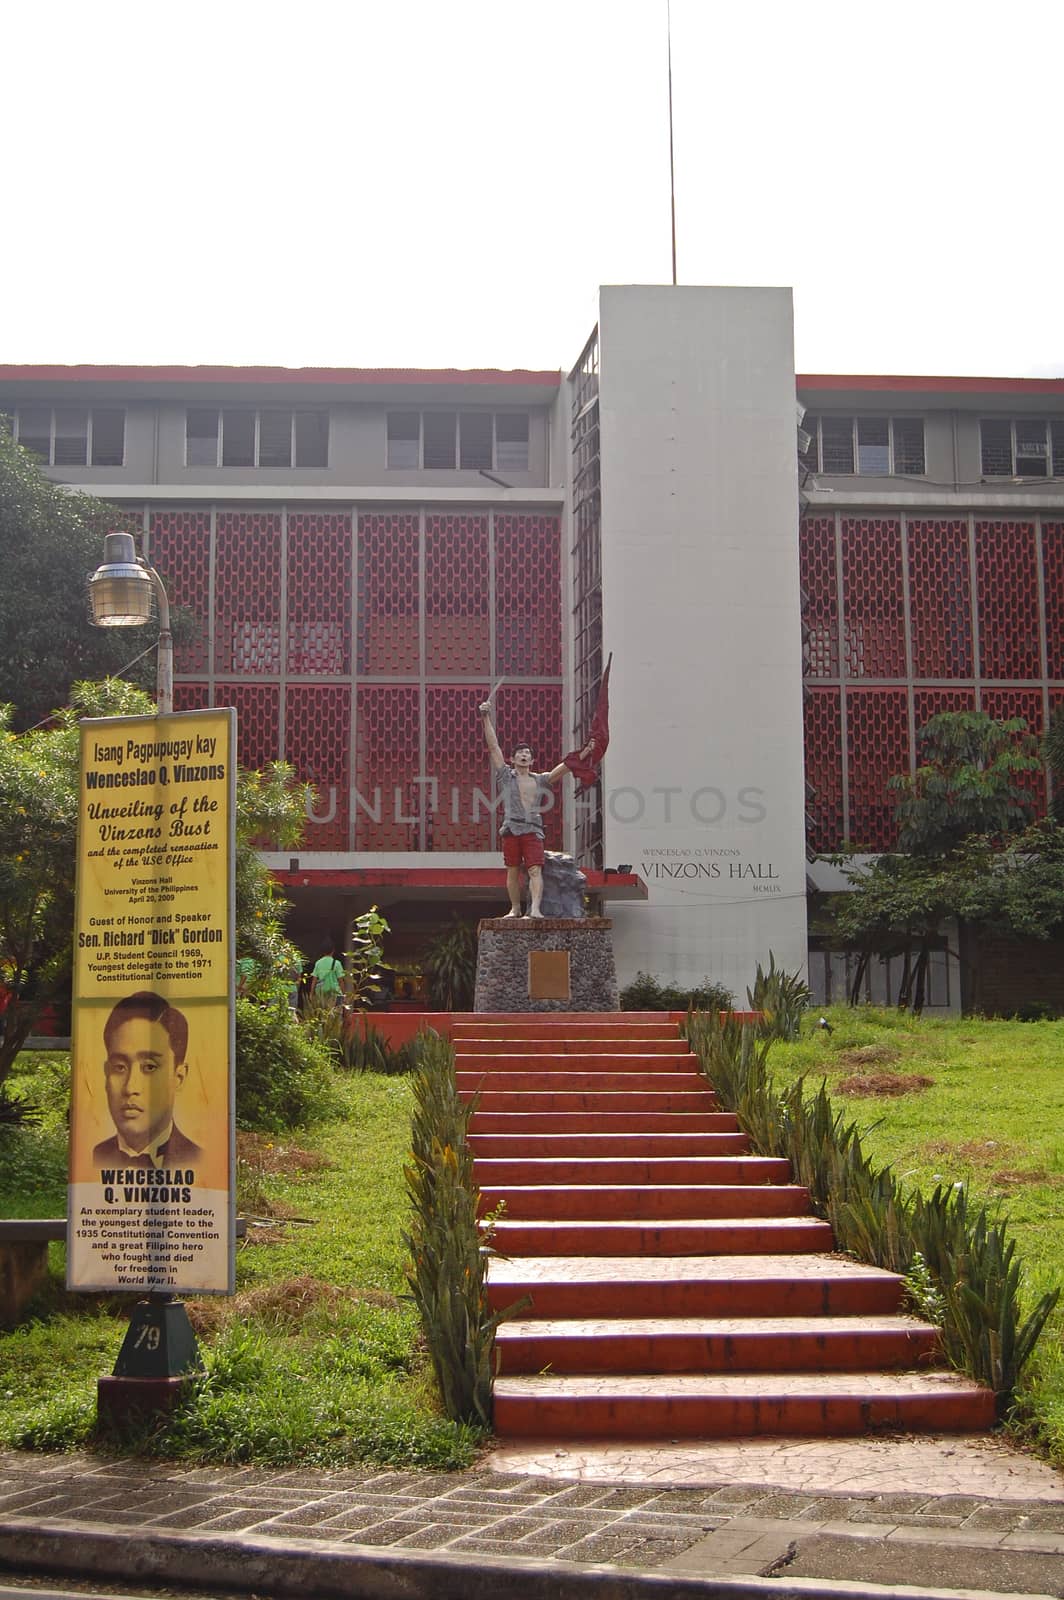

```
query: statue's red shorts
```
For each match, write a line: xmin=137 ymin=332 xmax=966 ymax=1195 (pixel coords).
xmin=501 ymin=832 xmax=545 ymax=868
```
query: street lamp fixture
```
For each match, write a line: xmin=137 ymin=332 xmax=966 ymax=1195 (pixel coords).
xmin=88 ymin=532 xmax=173 ymax=715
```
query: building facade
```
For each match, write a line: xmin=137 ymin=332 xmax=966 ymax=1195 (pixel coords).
xmin=5 ymin=291 xmax=1064 ymax=1003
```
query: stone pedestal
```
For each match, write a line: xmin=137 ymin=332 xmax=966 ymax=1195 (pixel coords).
xmin=474 ymin=917 xmax=619 ymax=1013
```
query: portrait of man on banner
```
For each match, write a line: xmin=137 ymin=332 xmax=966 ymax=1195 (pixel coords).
xmin=70 ymin=993 xmax=227 ymax=1191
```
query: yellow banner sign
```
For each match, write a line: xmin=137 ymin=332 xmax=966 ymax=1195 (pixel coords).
xmin=68 ymin=709 xmax=235 ymax=1296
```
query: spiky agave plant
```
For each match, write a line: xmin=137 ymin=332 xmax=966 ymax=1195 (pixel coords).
xmin=402 ymin=1030 xmax=525 ymax=1426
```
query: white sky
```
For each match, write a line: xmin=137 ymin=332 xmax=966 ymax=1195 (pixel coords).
xmin=4 ymin=0 xmax=1063 ymax=378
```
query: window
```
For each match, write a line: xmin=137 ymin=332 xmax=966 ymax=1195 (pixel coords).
xmin=495 ymin=411 xmax=530 ymax=472
xmin=981 ymin=418 xmax=1064 ymax=478
xmin=802 ymin=415 xmax=925 ymax=476
xmin=423 ymin=412 xmax=457 ymax=469
xmin=5 ymin=404 xmax=125 ymax=466
xmin=185 ymin=407 xmax=329 ymax=468
xmin=386 ymin=409 xmax=531 ymax=472
xmin=386 ymin=412 xmax=419 ymax=468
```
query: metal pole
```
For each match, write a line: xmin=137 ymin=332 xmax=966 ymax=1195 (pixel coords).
xmin=149 ymin=565 xmax=173 ymax=715
xmin=667 ymin=0 xmax=677 ymax=286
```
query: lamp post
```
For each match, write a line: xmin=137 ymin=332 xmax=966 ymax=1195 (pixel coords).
xmin=85 ymin=531 xmax=196 ymax=1419
xmin=88 ymin=532 xmax=173 ymax=714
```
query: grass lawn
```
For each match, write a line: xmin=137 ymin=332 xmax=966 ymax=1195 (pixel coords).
xmin=0 ymin=1053 xmax=480 ymax=1468
xmin=770 ymin=1006 xmax=1064 ymax=1463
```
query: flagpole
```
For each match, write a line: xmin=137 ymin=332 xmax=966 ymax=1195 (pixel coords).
xmin=667 ymin=0 xmax=677 ymax=286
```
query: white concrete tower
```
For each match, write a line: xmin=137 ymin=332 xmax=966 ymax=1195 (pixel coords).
xmin=595 ymin=285 xmax=808 ymax=1001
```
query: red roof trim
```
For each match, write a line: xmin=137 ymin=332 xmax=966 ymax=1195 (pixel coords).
xmin=0 ymin=364 xmax=561 ymax=387
xmin=797 ymin=374 xmax=1064 ymax=395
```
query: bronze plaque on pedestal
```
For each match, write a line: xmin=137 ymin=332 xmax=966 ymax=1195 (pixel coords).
xmin=528 ymin=949 xmax=571 ymax=1001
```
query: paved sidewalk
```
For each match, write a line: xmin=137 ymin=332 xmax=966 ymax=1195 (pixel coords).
xmin=2 ymin=1444 xmax=1064 ymax=1598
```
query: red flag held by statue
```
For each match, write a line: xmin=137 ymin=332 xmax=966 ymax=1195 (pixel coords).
xmin=564 ymin=653 xmax=612 ymax=791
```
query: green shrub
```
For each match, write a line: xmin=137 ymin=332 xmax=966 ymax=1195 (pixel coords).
xmin=684 ymin=1009 xmax=1060 ymax=1411
xmin=422 ymin=918 xmax=478 ymax=1011
xmin=301 ymin=999 xmax=424 ymax=1075
xmin=748 ymin=952 xmax=810 ymax=1041
xmin=620 ymin=971 xmax=734 ymax=1012
xmin=234 ymin=996 xmax=339 ymax=1133
xmin=402 ymin=1030 xmax=524 ymax=1426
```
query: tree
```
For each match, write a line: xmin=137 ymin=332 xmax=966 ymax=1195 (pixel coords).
xmin=0 ymin=426 xmax=157 ymax=732
xmin=0 ymin=680 xmax=309 ymax=1099
xmin=890 ymin=711 xmax=1040 ymax=855
xmin=832 ymin=712 xmax=1046 ymax=1012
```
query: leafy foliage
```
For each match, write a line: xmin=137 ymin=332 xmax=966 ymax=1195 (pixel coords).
xmin=421 ymin=917 xmax=478 ymax=1011
xmin=890 ymin=711 xmax=1039 ymax=856
xmin=619 ymin=971 xmax=734 ymax=1012
xmin=233 ymin=996 xmax=338 ymax=1132
xmin=829 ymin=712 xmax=1053 ymax=1012
xmin=402 ymin=1030 xmax=524 ymax=1426
xmin=748 ymin=953 xmax=810 ymax=1040
xmin=0 ymin=427 xmax=157 ymax=732
xmin=684 ymin=1010 xmax=1061 ymax=1410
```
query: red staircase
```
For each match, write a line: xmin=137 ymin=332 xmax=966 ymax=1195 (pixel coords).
xmin=457 ymin=1012 xmax=994 ymax=1440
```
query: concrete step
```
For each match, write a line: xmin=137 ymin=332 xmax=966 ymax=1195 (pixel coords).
xmin=492 ymin=1369 xmax=996 ymax=1438
xmin=473 ymin=1155 xmax=791 ymax=1187
xmin=457 ymin=1070 xmax=711 ymax=1095
xmin=456 ymin=1038 xmax=691 ymax=1056
xmin=478 ymin=1183 xmax=811 ymax=1220
xmin=486 ymin=1254 xmax=905 ymax=1319
xmin=454 ymin=1021 xmax=683 ymax=1041
xmin=455 ymin=1052 xmax=701 ymax=1071
xmin=469 ymin=1131 xmax=752 ymax=1158
xmin=463 ymin=1089 xmax=719 ymax=1114
xmin=453 ymin=1011 xmax=686 ymax=1026
xmin=494 ymin=1314 xmax=941 ymax=1375
xmin=469 ymin=1110 xmax=739 ymax=1134
xmin=488 ymin=1215 xmax=834 ymax=1256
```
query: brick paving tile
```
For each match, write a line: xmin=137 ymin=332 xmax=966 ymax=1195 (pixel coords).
xmin=262 ymin=1523 xmax=358 ymax=1542
xmin=441 ymin=1487 xmax=554 ymax=1508
xmin=0 ymin=1487 xmax=99 ymax=1514
xmin=582 ymin=1486 xmax=664 ymax=1510
xmin=259 ymin=1500 xmax=356 ymax=1527
xmin=617 ymin=1513 xmax=722 ymax=1536
xmin=865 ymin=1493 xmax=943 ymax=1515
xmin=393 ymin=1523 xmax=465 ymax=1549
xmin=748 ymin=1492 xmax=828 ymax=1519
xmin=1016 ymin=1504 xmax=1064 ymax=1531
xmin=540 ymin=1483 xmax=628 ymax=1508
xmin=393 ymin=1508 xmax=495 ymax=1529
xmin=441 ymin=1483 xmax=553 ymax=1505
xmin=451 ymin=1533 xmax=576 ymax=1557
xmin=704 ymin=1486 xmax=768 ymax=1508
xmin=256 ymin=1469 xmax=358 ymax=1490
xmin=913 ymin=1494 xmax=987 ymax=1516
xmin=340 ymin=1518 xmax=436 ymax=1545
xmin=1000 ymin=1530 xmax=1064 ymax=1552
xmin=650 ymin=1487 xmax=733 ymax=1511
xmin=559 ymin=1532 xmax=653 ymax=1563
xmin=350 ymin=1471 xmax=438 ymax=1494
xmin=175 ymin=1465 xmax=278 ymax=1487
xmin=183 ymin=1508 xmax=291 ymax=1533
xmin=508 ymin=1513 xmax=594 ymax=1539
xmin=325 ymin=1509 xmax=427 ymax=1535
xmin=962 ymin=1504 xmax=1036 ymax=1530
xmin=145 ymin=1501 xmax=240 ymax=1529
xmin=616 ymin=1535 xmax=706 ymax=1567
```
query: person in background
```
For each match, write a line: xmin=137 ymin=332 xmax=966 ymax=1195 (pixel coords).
xmin=309 ymin=940 xmax=345 ymax=1005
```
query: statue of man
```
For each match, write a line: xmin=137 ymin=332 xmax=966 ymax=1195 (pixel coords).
xmin=479 ymin=702 xmax=591 ymax=919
